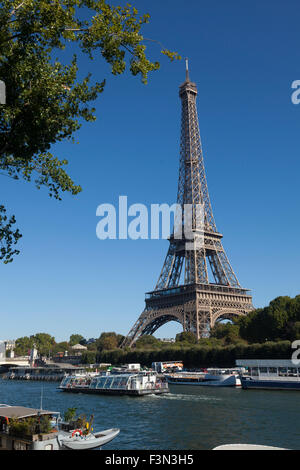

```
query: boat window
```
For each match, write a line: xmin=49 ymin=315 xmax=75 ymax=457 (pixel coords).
xmin=118 ymin=378 xmax=126 ymax=388
xmin=102 ymin=377 xmax=114 ymax=389
xmin=109 ymin=378 xmax=115 ymax=388
xmin=259 ymin=367 xmax=268 ymax=374
xmin=110 ymin=377 xmax=119 ymax=388
xmin=288 ymin=368 xmax=298 ymax=376
xmin=268 ymin=367 xmax=277 ymax=374
xmin=96 ymin=377 xmax=107 ymax=388
xmin=90 ymin=379 xmax=97 ymax=389
xmin=61 ymin=377 xmax=71 ymax=387
xmin=279 ymin=368 xmax=288 ymax=376
xmin=112 ymin=377 xmax=123 ymax=389
xmin=250 ymin=367 xmax=259 ymax=376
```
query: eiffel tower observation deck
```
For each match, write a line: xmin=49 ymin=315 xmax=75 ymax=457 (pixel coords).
xmin=121 ymin=61 xmax=253 ymax=348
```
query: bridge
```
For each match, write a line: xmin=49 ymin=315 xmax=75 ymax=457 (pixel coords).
xmin=0 ymin=358 xmax=30 ymax=367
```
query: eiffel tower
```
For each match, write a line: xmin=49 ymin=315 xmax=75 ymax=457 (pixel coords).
xmin=121 ymin=61 xmax=253 ymax=347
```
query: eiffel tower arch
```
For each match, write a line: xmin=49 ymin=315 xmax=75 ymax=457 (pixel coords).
xmin=121 ymin=62 xmax=253 ymax=348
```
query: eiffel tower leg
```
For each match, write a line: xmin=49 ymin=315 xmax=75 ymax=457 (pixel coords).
xmin=121 ymin=305 xmax=185 ymax=348
xmin=120 ymin=310 xmax=149 ymax=348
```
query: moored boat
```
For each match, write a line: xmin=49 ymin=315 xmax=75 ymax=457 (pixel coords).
xmin=165 ymin=368 xmax=242 ymax=387
xmin=0 ymin=404 xmax=120 ymax=450
xmin=236 ymin=359 xmax=300 ymax=390
xmin=57 ymin=428 xmax=120 ymax=450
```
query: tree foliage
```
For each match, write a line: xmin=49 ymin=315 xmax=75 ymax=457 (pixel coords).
xmin=0 ymin=0 xmax=180 ymax=262
xmin=238 ymin=296 xmax=300 ymax=343
xmin=210 ymin=295 xmax=300 ymax=344
xmin=14 ymin=331 xmax=55 ymax=355
xmin=69 ymin=334 xmax=85 ymax=346
xmin=33 ymin=332 xmax=55 ymax=355
xmin=14 ymin=335 xmax=33 ymax=356
xmin=135 ymin=335 xmax=161 ymax=349
xmin=51 ymin=341 xmax=70 ymax=354
xmin=175 ymin=331 xmax=197 ymax=344
xmin=96 ymin=331 xmax=124 ymax=351
xmin=210 ymin=322 xmax=245 ymax=345
xmin=0 ymin=205 xmax=22 ymax=263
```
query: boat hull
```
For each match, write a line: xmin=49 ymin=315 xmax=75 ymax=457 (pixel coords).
xmin=213 ymin=444 xmax=288 ymax=450
xmin=241 ymin=377 xmax=300 ymax=391
xmin=59 ymin=387 xmax=169 ymax=396
xmin=166 ymin=374 xmax=241 ymax=387
xmin=59 ymin=428 xmax=120 ymax=450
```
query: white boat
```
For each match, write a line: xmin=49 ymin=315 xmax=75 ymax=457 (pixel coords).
xmin=59 ymin=371 xmax=169 ymax=396
xmin=58 ymin=428 xmax=120 ymax=450
xmin=165 ymin=368 xmax=242 ymax=387
xmin=213 ymin=444 xmax=288 ymax=450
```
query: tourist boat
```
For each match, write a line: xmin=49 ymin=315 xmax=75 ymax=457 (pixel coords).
xmin=59 ymin=371 xmax=169 ymax=396
xmin=236 ymin=359 xmax=300 ymax=390
xmin=165 ymin=368 xmax=242 ymax=387
xmin=0 ymin=404 xmax=120 ymax=450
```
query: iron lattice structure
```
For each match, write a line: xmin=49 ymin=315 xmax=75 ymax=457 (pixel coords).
xmin=121 ymin=63 xmax=253 ymax=347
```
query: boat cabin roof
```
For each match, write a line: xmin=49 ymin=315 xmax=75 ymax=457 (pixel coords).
xmin=0 ymin=406 xmax=59 ymax=419
xmin=236 ymin=359 xmax=299 ymax=368
xmin=93 ymin=373 xmax=147 ymax=379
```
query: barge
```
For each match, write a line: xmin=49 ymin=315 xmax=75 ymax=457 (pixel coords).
xmin=58 ymin=371 xmax=169 ymax=396
xmin=236 ymin=359 xmax=300 ymax=390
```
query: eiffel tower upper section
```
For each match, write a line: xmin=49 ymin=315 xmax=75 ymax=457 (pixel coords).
xmin=155 ymin=60 xmax=242 ymax=291
xmin=121 ymin=62 xmax=253 ymax=347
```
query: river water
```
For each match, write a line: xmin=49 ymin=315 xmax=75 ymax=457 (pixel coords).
xmin=0 ymin=380 xmax=299 ymax=450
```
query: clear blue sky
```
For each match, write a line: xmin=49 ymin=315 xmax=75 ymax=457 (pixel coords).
xmin=1 ymin=0 xmax=300 ymax=342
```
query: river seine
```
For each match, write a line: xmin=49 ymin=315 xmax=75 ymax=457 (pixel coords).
xmin=0 ymin=380 xmax=299 ymax=450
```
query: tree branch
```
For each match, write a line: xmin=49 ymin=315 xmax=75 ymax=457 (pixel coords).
xmin=10 ymin=1 xmax=28 ymax=18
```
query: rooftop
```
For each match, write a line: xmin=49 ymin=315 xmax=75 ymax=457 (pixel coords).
xmin=0 ymin=405 xmax=58 ymax=419
xmin=71 ymin=343 xmax=87 ymax=350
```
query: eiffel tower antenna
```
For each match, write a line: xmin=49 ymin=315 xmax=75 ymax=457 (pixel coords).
xmin=121 ymin=64 xmax=253 ymax=348
xmin=185 ymin=57 xmax=190 ymax=81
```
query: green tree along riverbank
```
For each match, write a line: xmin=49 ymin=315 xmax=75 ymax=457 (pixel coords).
xmin=13 ymin=295 xmax=300 ymax=367
xmin=92 ymin=340 xmax=292 ymax=369
xmin=0 ymin=0 xmax=180 ymax=263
